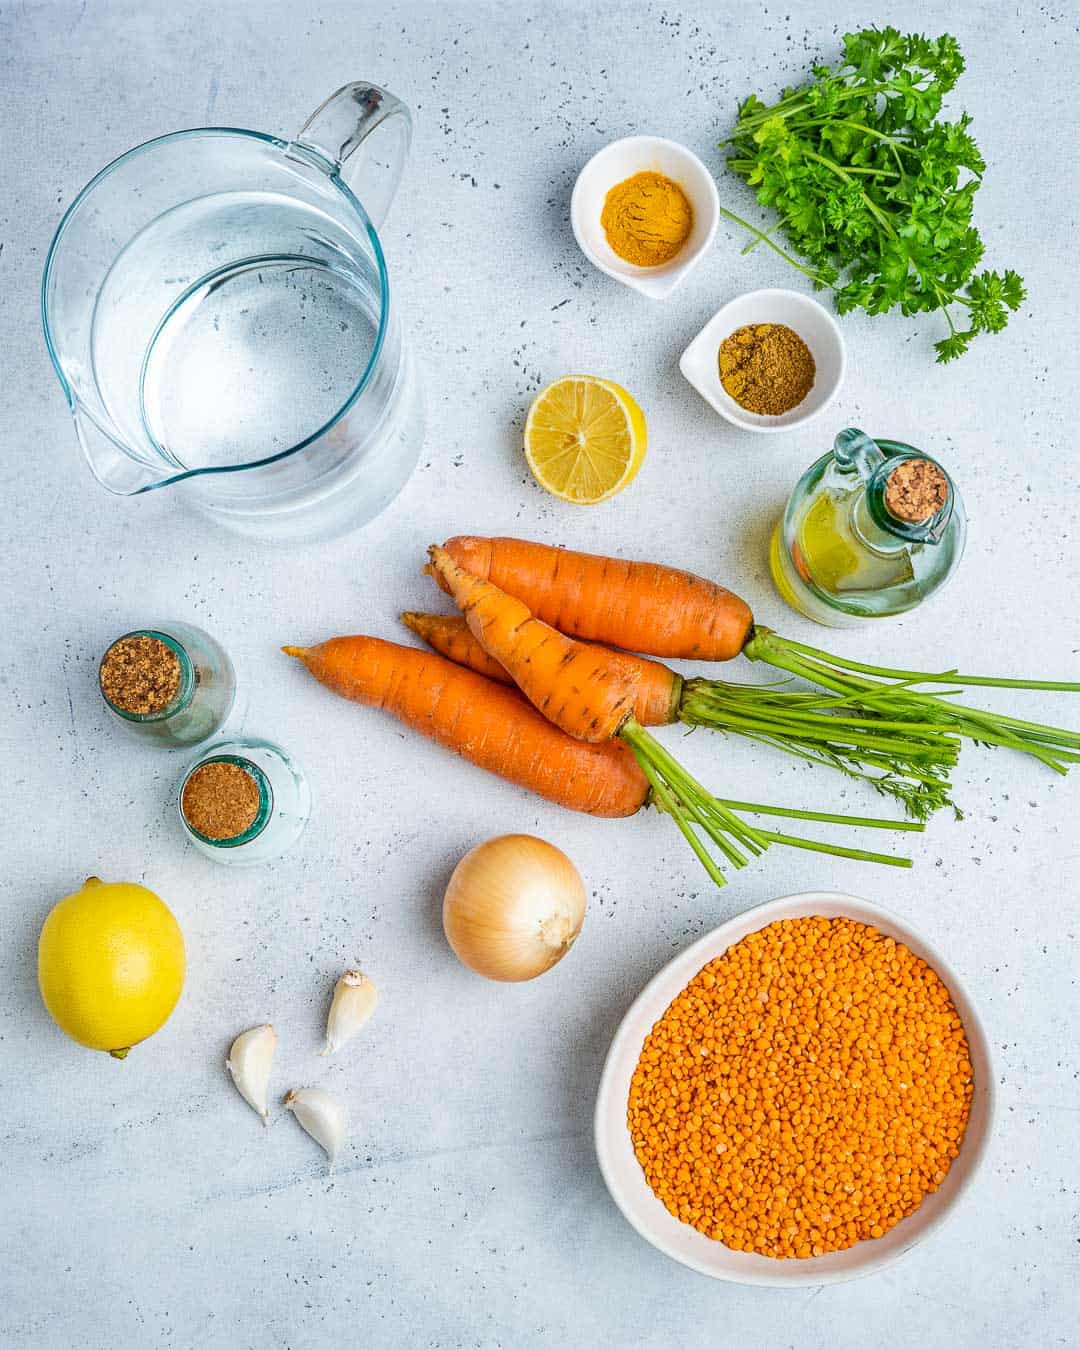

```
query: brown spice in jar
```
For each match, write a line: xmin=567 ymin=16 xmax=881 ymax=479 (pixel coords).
xmin=718 ymin=323 xmax=816 ymax=416
xmin=884 ymin=458 xmax=949 ymax=523
xmin=182 ymin=760 xmax=262 ymax=841
xmin=100 ymin=634 xmax=181 ymax=715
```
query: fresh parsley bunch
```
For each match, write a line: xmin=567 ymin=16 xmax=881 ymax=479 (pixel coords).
xmin=722 ymin=26 xmax=1025 ymax=361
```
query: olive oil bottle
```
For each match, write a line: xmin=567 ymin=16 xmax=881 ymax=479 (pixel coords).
xmin=770 ymin=428 xmax=966 ymax=627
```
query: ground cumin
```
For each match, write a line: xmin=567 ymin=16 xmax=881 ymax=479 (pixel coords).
xmin=628 ymin=915 xmax=973 ymax=1259
xmin=884 ymin=458 xmax=949 ymax=523
xmin=99 ymin=634 xmax=181 ymax=716
xmin=719 ymin=323 xmax=816 ymax=415
xmin=182 ymin=760 xmax=262 ymax=841
xmin=601 ymin=171 xmax=693 ymax=267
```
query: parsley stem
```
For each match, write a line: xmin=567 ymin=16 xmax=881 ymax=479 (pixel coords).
xmin=802 ymin=151 xmax=897 ymax=237
xmin=716 ymin=205 xmax=835 ymax=287
xmin=800 ymin=118 xmax=919 ymax=156
xmin=725 ymin=77 xmax=938 ymax=140
xmin=728 ymin=155 xmax=898 ymax=181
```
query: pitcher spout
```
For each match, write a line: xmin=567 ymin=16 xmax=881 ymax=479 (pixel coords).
xmin=72 ymin=406 xmax=171 ymax=496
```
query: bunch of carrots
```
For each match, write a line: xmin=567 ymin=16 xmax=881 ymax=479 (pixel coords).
xmin=285 ymin=536 xmax=1080 ymax=887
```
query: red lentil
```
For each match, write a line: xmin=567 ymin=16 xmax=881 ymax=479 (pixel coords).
xmin=627 ymin=916 xmax=974 ymax=1259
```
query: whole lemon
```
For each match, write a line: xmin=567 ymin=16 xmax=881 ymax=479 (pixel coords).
xmin=38 ymin=877 xmax=185 ymax=1058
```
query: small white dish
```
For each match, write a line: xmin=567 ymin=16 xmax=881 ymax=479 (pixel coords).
xmin=571 ymin=136 xmax=720 ymax=300
xmin=680 ymin=288 xmax=846 ymax=432
xmin=594 ymin=891 xmax=993 ymax=1287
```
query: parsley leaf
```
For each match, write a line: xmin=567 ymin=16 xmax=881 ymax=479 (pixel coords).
xmin=720 ymin=27 xmax=1023 ymax=360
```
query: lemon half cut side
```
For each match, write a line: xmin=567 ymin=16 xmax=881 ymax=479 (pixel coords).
xmin=524 ymin=375 xmax=647 ymax=505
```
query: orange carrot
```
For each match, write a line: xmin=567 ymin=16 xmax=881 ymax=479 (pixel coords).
xmin=401 ymin=610 xmax=682 ymax=727
xmin=282 ymin=636 xmax=647 ymax=818
xmin=400 ymin=611 xmax=511 ymax=685
xmin=436 ymin=535 xmax=754 ymax=661
xmin=428 ymin=546 xmax=639 ymax=742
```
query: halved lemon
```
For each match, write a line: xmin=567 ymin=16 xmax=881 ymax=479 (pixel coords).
xmin=524 ymin=375 xmax=647 ymax=504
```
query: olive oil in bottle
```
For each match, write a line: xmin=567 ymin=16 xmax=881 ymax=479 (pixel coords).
xmin=770 ymin=428 xmax=966 ymax=627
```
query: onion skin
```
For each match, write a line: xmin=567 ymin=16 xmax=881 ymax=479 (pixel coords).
xmin=443 ymin=834 xmax=586 ymax=982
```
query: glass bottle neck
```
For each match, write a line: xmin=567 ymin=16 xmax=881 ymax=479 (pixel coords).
xmin=831 ymin=430 xmax=955 ymax=548
xmin=850 ymin=492 xmax=910 ymax=556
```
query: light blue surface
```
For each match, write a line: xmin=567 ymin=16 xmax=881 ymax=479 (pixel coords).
xmin=2 ymin=2 xmax=1077 ymax=1346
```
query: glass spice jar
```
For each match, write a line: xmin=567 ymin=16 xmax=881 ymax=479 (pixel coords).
xmin=178 ymin=738 xmax=310 ymax=865
xmin=99 ymin=621 xmax=235 ymax=746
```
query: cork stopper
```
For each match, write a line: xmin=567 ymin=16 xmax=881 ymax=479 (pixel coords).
xmin=100 ymin=633 xmax=182 ymax=716
xmin=883 ymin=459 xmax=949 ymax=524
xmin=182 ymin=760 xmax=263 ymax=841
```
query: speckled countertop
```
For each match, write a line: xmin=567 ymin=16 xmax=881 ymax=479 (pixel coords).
xmin=2 ymin=2 xmax=1077 ymax=1346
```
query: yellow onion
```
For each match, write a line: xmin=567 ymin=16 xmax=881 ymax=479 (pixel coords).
xmin=443 ymin=834 xmax=586 ymax=982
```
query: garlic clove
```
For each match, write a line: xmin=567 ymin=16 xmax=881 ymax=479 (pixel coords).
xmin=284 ymin=1087 xmax=346 ymax=1171
xmin=226 ymin=1024 xmax=277 ymax=1124
xmin=320 ymin=968 xmax=379 ymax=1055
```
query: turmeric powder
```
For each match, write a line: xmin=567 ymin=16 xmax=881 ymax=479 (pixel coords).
xmin=601 ymin=171 xmax=693 ymax=267
xmin=628 ymin=915 xmax=973 ymax=1259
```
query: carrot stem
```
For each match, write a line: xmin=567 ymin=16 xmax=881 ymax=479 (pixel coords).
xmin=634 ymin=725 xmax=766 ymax=861
xmin=679 ymin=676 xmax=958 ymax=821
xmin=634 ymin=751 xmax=729 ymax=888
xmin=716 ymin=799 xmax=925 ymax=831
xmin=769 ymin=634 xmax=1080 ymax=692
xmin=744 ymin=628 xmax=1080 ymax=778
xmin=754 ymin=829 xmax=913 ymax=869
xmin=619 ymin=719 xmax=911 ymax=885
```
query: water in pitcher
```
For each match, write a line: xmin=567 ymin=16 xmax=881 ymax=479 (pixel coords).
xmin=91 ymin=190 xmax=381 ymax=472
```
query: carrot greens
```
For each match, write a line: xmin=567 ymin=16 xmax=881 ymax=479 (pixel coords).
xmin=620 ymin=719 xmax=918 ymax=887
xmin=679 ymin=676 xmax=960 ymax=821
xmin=744 ymin=628 xmax=1080 ymax=777
xmin=720 ymin=26 xmax=1025 ymax=361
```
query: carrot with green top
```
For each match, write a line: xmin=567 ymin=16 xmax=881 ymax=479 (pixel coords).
xmin=283 ymin=633 xmax=919 ymax=882
xmin=426 ymin=546 xmax=920 ymax=886
xmin=402 ymin=609 xmax=956 ymax=820
xmin=431 ymin=535 xmax=1080 ymax=809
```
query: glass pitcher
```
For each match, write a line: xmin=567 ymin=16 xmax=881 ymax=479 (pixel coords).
xmin=769 ymin=428 xmax=966 ymax=626
xmin=42 ymin=83 xmax=423 ymax=542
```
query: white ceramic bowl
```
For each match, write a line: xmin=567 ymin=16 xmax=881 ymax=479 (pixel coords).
xmin=571 ymin=136 xmax=720 ymax=300
xmin=680 ymin=288 xmax=846 ymax=432
xmin=594 ymin=891 xmax=993 ymax=1286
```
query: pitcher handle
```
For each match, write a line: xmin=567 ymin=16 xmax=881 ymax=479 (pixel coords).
xmin=292 ymin=82 xmax=412 ymax=229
